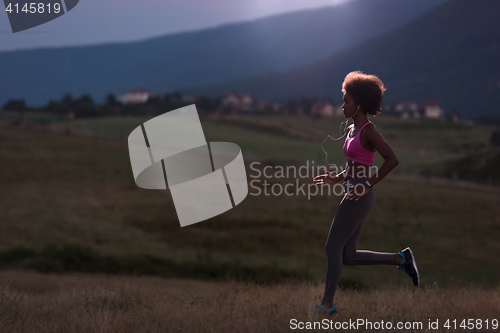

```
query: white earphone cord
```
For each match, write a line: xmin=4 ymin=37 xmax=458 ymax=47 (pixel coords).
xmin=320 ymin=105 xmax=359 ymax=167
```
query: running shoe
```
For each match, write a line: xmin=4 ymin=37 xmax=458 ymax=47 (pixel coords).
xmin=307 ymin=304 xmax=338 ymax=317
xmin=397 ymin=247 xmax=420 ymax=286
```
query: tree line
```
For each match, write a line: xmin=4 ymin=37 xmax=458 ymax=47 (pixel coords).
xmin=1 ymin=92 xmax=338 ymax=119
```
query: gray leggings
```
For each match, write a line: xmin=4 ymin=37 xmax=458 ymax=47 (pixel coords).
xmin=322 ymin=178 xmax=399 ymax=307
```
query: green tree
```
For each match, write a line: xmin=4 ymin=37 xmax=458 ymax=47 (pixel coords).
xmin=73 ymin=94 xmax=97 ymax=118
xmin=61 ymin=93 xmax=73 ymax=107
xmin=2 ymin=99 xmax=26 ymax=111
xmin=105 ymin=93 xmax=117 ymax=106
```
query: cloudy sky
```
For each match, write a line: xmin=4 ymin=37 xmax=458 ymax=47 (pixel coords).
xmin=0 ymin=0 xmax=352 ymax=52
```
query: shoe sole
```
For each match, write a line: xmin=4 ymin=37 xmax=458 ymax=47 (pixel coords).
xmin=406 ymin=247 xmax=420 ymax=286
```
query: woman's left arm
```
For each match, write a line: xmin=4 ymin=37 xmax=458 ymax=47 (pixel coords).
xmin=346 ymin=125 xmax=398 ymax=201
xmin=365 ymin=125 xmax=399 ymax=187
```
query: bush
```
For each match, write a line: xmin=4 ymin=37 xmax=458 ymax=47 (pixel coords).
xmin=491 ymin=129 xmax=500 ymax=147
xmin=0 ymin=244 xmax=310 ymax=283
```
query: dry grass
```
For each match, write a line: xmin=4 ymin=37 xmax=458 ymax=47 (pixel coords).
xmin=1 ymin=271 xmax=499 ymax=333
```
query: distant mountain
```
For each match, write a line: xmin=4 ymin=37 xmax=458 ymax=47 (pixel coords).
xmin=0 ymin=0 xmax=447 ymax=106
xmin=183 ymin=0 xmax=500 ymax=120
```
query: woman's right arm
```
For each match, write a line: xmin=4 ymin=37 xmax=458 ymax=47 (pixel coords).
xmin=313 ymin=168 xmax=344 ymax=185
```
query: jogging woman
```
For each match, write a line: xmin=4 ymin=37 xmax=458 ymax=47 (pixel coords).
xmin=311 ymin=71 xmax=419 ymax=315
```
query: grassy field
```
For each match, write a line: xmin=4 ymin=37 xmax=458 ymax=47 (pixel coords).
xmin=0 ymin=114 xmax=499 ymax=330
xmin=1 ymin=271 xmax=499 ymax=333
xmin=0 ymin=116 xmax=499 ymax=285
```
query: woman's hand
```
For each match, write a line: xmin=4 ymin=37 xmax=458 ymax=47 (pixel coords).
xmin=313 ymin=168 xmax=342 ymax=185
xmin=345 ymin=184 xmax=370 ymax=201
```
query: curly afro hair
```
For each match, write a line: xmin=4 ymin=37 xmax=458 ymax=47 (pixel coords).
xmin=342 ymin=71 xmax=386 ymax=116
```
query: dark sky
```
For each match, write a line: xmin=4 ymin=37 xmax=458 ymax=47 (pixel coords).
xmin=0 ymin=0 xmax=351 ymax=52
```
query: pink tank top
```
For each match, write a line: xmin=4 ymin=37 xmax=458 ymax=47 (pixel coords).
xmin=343 ymin=121 xmax=376 ymax=165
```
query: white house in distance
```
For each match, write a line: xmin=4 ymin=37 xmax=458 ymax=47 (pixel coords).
xmin=424 ymin=99 xmax=445 ymax=119
xmin=395 ymin=100 xmax=420 ymax=119
xmin=118 ymin=88 xmax=157 ymax=104
xmin=310 ymin=101 xmax=335 ymax=116
xmin=221 ymin=92 xmax=253 ymax=111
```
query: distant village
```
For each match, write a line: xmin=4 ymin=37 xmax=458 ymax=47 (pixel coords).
xmin=116 ymin=88 xmax=461 ymax=121
xmin=2 ymin=88 xmax=462 ymax=122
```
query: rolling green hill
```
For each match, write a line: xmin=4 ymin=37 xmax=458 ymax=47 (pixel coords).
xmin=422 ymin=147 xmax=500 ymax=185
